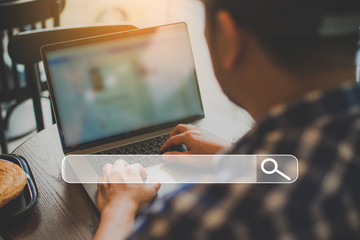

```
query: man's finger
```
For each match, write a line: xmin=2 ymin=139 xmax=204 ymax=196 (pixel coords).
xmin=169 ymin=124 xmax=187 ymax=138
xmin=128 ymin=163 xmax=148 ymax=179
xmin=114 ymin=159 xmax=129 ymax=168
xmin=160 ymin=134 xmax=186 ymax=152
xmin=113 ymin=160 xmax=129 ymax=179
xmin=143 ymin=182 xmax=161 ymax=201
xmin=102 ymin=163 xmax=112 ymax=178
xmin=147 ymin=182 xmax=161 ymax=192
xmin=169 ymin=124 xmax=197 ymax=138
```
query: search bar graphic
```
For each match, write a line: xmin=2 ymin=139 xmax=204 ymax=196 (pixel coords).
xmin=62 ymin=154 xmax=298 ymax=184
xmin=261 ymin=158 xmax=291 ymax=180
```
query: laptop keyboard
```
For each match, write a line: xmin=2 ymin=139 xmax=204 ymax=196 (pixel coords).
xmin=94 ymin=134 xmax=186 ymax=167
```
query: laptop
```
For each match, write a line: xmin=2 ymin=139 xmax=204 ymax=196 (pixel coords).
xmin=41 ymin=22 xmax=246 ymax=205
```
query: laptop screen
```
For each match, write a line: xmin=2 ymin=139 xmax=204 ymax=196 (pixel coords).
xmin=42 ymin=23 xmax=204 ymax=151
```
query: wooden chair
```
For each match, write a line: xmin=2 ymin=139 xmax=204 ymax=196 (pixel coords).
xmin=0 ymin=0 xmax=65 ymax=153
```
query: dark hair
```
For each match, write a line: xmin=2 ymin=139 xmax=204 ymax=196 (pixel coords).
xmin=203 ymin=0 xmax=360 ymax=74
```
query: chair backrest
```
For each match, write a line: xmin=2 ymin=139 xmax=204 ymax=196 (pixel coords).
xmin=0 ymin=0 xmax=65 ymax=30
xmin=0 ymin=0 xmax=65 ymax=102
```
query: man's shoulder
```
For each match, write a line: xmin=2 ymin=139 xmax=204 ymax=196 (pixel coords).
xmin=231 ymin=83 xmax=360 ymax=156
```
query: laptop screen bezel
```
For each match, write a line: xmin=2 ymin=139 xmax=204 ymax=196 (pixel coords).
xmin=41 ymin=22 xmax=205 ymax=154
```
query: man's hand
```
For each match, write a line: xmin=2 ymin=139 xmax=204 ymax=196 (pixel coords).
xmin=97 ymin=160 xmax=160 ymax=213
xmin=94 ymin=160 xmax=160 ymax=240
xmin=160 ymin=124 xmax=232 ymax=155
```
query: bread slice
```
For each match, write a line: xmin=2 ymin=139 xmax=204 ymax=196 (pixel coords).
xmin=0 ymin=160 xmax=27 ymax=208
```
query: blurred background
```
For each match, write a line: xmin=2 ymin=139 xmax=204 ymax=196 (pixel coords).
xmin=1 ymin=0 xmax=254 ymax=153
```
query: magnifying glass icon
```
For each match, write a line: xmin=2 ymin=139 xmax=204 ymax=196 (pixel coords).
xmin=261 ymin=158 xmax=291 ymax=181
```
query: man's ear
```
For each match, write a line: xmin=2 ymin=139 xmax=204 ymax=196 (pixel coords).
xmin=216 ymin=11 xmax=243 ymax=70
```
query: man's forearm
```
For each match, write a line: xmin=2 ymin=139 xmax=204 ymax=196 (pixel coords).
xmin=94 ymin=205 xmax=137 ymax=240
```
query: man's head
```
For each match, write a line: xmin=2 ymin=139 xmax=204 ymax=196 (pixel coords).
xmin=202 ymin=0 xmax=360 ymax=119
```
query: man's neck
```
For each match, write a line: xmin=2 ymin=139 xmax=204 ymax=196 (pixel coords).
xmin=242 ymin=67 xmax=356 ymax=121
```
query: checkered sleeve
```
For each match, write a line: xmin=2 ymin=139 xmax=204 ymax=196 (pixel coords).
xmin=127 ymin=183 xmax=282 ymax=240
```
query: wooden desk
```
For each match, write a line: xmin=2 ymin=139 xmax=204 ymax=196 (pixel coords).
xmin=2 ymin=125 xmax=99 ymax=240
xmin=0 ymin=96 xmax=251 ymax=239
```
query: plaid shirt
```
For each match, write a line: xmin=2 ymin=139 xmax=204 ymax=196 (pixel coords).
xmin=129 ymin=82 xmax=360 ymax=240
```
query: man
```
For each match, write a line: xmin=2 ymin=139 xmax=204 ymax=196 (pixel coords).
xmin=94 ymin=0 xmax=360 ymax=239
